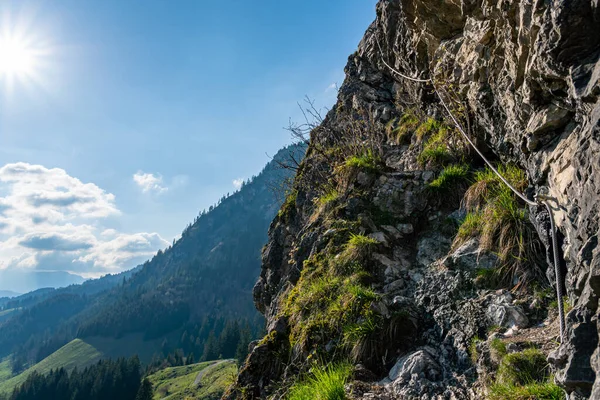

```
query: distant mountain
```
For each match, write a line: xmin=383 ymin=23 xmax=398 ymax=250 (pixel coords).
xmin=0 ymin=144 xmax=305 ymax=371
xmin=0 ymin=291 xmax=21 ymax=299
xmin=0 ymin=267 xmax=140 ymax=311
xmin=0 ymin=270 xmax=85 ymax=294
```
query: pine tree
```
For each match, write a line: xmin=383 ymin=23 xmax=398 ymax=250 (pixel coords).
xmin=201 ymin=332 xmax=219 ymax=361
xmin=186 ymin=352 xmax=195 ymax=365
xmin=135 ymin=378 xmax=153 ymax=400
xmin=235 ymin=324 xmax=252 ymax=364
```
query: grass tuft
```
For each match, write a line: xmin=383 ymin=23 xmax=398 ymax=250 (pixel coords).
xmin=287 ymin=362 xmax=352 ymax=400
xmin=488 ymin=381 xmax=564 ymax=400
xmin=490 ymin=338 xmax=507 ymax=362
xmin=317 ymin=188 xmax=340 ymax=207
xmin=415 ymin=118 xmax=443 ymax=141
xmin=416 ymin=120 xmax=466 ymax=167
xmin=457 ymin=212 xmax=483 ymax=240
xmin=453 ymin=165 xmax=544 ymax=289
xmin=428 ymin=164 xmax=470 ymax=194
xmin=497 ymin=348 xmax=549 ymax=386
xmin=387 ymin=110 xmax=420 ymax=144
xmin=469 ymin=336 xmax=481 ymax=364
xmin=346 ymin=234 xmax=378 ymax=250
xmin=343 ymin=149 xmax=382 ymax=174
xmin=418 ymin=144 xmax=452 ymax=166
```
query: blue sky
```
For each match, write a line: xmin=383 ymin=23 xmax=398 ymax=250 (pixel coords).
xmin=0 ymin=0 xmax=377 ymax=279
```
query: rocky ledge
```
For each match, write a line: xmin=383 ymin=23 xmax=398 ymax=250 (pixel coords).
xmin=226 ymin=1 xmax=600 ymax=399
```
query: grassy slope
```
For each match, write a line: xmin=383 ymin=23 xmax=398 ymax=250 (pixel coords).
xmin=0 ymin=332 xmax=174 ymax=395
xmin=0 ymin=339 xmax=102 ymax=394
xmin=148 ymin=360 xmax=236 ymax=400
xmin=0 ymin=358 xmax=11 ymax=384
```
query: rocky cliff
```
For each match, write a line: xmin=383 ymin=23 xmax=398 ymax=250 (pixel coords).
xmin=226 ymin=1 xmax=600 ymax=399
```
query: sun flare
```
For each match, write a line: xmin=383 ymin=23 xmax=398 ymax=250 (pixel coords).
xmin=0 ymin=37 xmax=36 ymax=76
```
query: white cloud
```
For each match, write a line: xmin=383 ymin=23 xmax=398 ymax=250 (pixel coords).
xmin=77 ymin=232 xmax=168 ymax=272
xmin=133 ymin=171 xmax=167 ymax=193
xmin=0 ymin=163 xmax=169 ymax=278
xmin=232 ymin=178 xmax=244 ymax=190
xmin=0 ymin=162 xmax=118 ymax=235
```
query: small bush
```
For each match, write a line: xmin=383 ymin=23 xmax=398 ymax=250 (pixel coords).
xmin=287 ymin=363 xmax=352 ymax=400
xmin=497 ymin=348 xmax=549 ymax=386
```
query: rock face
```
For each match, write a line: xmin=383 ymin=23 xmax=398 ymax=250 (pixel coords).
xmin=226 ymin=1 xmax=600 ymax=399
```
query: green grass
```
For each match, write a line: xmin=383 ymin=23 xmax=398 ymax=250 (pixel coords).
xmin=418 ymin=143 xmax=451 ymax=166
xmin=147 ymin=360 xmax=237 ymax=400
xmin=454 ymin=165 xmax=543 ymax=289
xmin=415 ymin=118 xmax=467 ymax=167
xmin=497 ymin=349 xmax=549 ymax=386
xmin=488 ymin=381 xmax=564 ymax=400
xmin=486 ymin=348 xmax=562 ymax=399
xmin=490 ymin=338 xmax=507 ymax=362
xmin=469 ymin=336 xmax=481 ymax=364
xmin=346 ymin=234 xmax=378 ymax=252
xmin=279 ymin=190 xmax=298 ymax=220
xmin=317 ymin=188 xmax=340 ymax=207
xmin=428 ymin=164 xmax=470 ymax=193
xmin=387 ymin=110 xmax=420 ymax=144
xmin=416 ymin=123 xmax=453 ymax=167
xmin=343 ymin=149 xmax=382 ymax=173
xmin=287 ymin=362 xmax=352 ymax=400
xmin=282 ymin=234 xmax=380 ymax=356
xmin=457 ymin=212 xmax=483 ymax=239
xmin=195 ymin=360 xmax=237 ymax=400
xmin=415 ymin=118 xmax=443 ymax=141
xmin=0 ymin=358 xmax=12 ymax=384
xmin=0 ymin=339 xmax=103 ymax=394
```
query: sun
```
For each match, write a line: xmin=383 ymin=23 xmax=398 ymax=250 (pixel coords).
xmin=0 ymin=36 xmax=37 ymax=78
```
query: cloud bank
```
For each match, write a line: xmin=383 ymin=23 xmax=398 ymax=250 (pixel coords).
xmin=0 ymin=163 xmax=169 ymax=278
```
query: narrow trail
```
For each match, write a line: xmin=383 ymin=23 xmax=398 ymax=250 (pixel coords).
xmin=193 ymin=359 xmax=232 ymax=387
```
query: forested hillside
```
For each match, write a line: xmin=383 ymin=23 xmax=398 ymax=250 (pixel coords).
xmin=0 ymin=144 xmax=305 ymax=377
